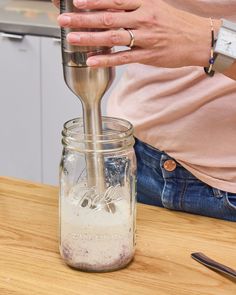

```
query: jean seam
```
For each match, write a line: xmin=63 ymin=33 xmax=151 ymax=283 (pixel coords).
xmin=179 ymin=181 xmax=188 ymax=210
xmin=224 ymin=193 xmax=236 ymax=210
xmin=161 ymin=178 xmax=167 ymax=208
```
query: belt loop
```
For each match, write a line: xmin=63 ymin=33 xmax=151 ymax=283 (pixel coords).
xmin=212 ymin=187 xmax=224 ymax=199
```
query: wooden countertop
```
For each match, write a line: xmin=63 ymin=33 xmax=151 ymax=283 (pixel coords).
xmin=0 ymin=177 xmax=235 ymax=295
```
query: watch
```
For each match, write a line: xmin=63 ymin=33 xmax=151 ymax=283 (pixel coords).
xmin=212 ymin=19 xmax=236 ymax=73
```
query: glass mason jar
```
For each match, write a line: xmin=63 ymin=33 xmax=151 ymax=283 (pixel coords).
xmin=59 ymin=117 xmax=137 ymax=272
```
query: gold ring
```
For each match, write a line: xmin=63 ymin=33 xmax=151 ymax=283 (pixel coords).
xmin=126 ymin=29 xmax=135 ymax=48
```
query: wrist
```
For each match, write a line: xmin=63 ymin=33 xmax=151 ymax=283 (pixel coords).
xmin=193 ymin=17 xmax=221 ymax=67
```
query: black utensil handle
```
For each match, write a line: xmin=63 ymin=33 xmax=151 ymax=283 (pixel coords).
xmin=191 ymin=252 xmax=236 ymax=279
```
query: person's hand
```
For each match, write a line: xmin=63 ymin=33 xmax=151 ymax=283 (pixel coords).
xmin=57 ymin=0 xmax=221 ymax=68
xmin=52 ymin=0 xmax=60 ymax=8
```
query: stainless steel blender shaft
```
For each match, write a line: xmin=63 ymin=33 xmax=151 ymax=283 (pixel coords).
xmin=60 ymin=1 xmax=115 ymax=192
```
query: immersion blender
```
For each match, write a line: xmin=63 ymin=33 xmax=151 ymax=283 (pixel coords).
xmin=60 ymin=1 xmax=115 ymax=193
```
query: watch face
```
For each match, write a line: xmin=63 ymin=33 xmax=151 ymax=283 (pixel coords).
xmin=215 ymin=27 xmax=236 ymax=58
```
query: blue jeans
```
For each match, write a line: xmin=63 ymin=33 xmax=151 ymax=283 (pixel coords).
xmin=134 ymin=138 xmax=236 ymax=222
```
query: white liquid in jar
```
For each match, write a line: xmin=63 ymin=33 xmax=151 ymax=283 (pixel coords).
xmin=60 ymin=183 xmax=135 ymax=272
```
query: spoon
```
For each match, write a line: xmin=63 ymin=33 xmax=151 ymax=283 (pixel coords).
xmin=191 ymin=252 xmax=236 ymax=280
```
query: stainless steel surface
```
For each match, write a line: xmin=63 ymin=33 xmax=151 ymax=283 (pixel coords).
xmin=0 ymin=0 xmax=60 ymax=37
xmin=191 ymin=252 xmax=236 ymax=280
xmin=61 ymin=0 xmax=115 ymax=193
xmin=63 ymin=66 xmax=114 ymax=133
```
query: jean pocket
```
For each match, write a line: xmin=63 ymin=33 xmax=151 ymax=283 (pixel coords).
xmin=224 ymin=193 xmax=236 ymax=210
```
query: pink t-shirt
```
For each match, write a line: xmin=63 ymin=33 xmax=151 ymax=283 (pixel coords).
xmin=107 ymin=1 xmax=236 ymax=193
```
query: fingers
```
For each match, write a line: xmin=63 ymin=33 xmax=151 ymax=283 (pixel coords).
xmin=67 ymin=29 xmax=156 ymax=50
xmin=58 ymin=11 xmax=137 ymax=29
xmin=86 ymin=48 xmax=149 ymax=67
xmin=73 ymin=0 xmax=141 ymax=11
xmin=52 ymin=0 xmax=60 ymax=9
xmin=52 ymin=0 xmax=141 ymax=11
xmin=67 ymin=29 xmax=137 ymax=47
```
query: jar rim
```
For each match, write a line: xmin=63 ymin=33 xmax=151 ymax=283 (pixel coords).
xmin=62 ymin=116 xmax=134 ymax=152
xmin=63 ymin=116 xmax=134 ymax=142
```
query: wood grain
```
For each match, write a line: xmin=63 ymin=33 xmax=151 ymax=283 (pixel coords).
xmin=0 ymin=176 xmax=235 ymax=295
